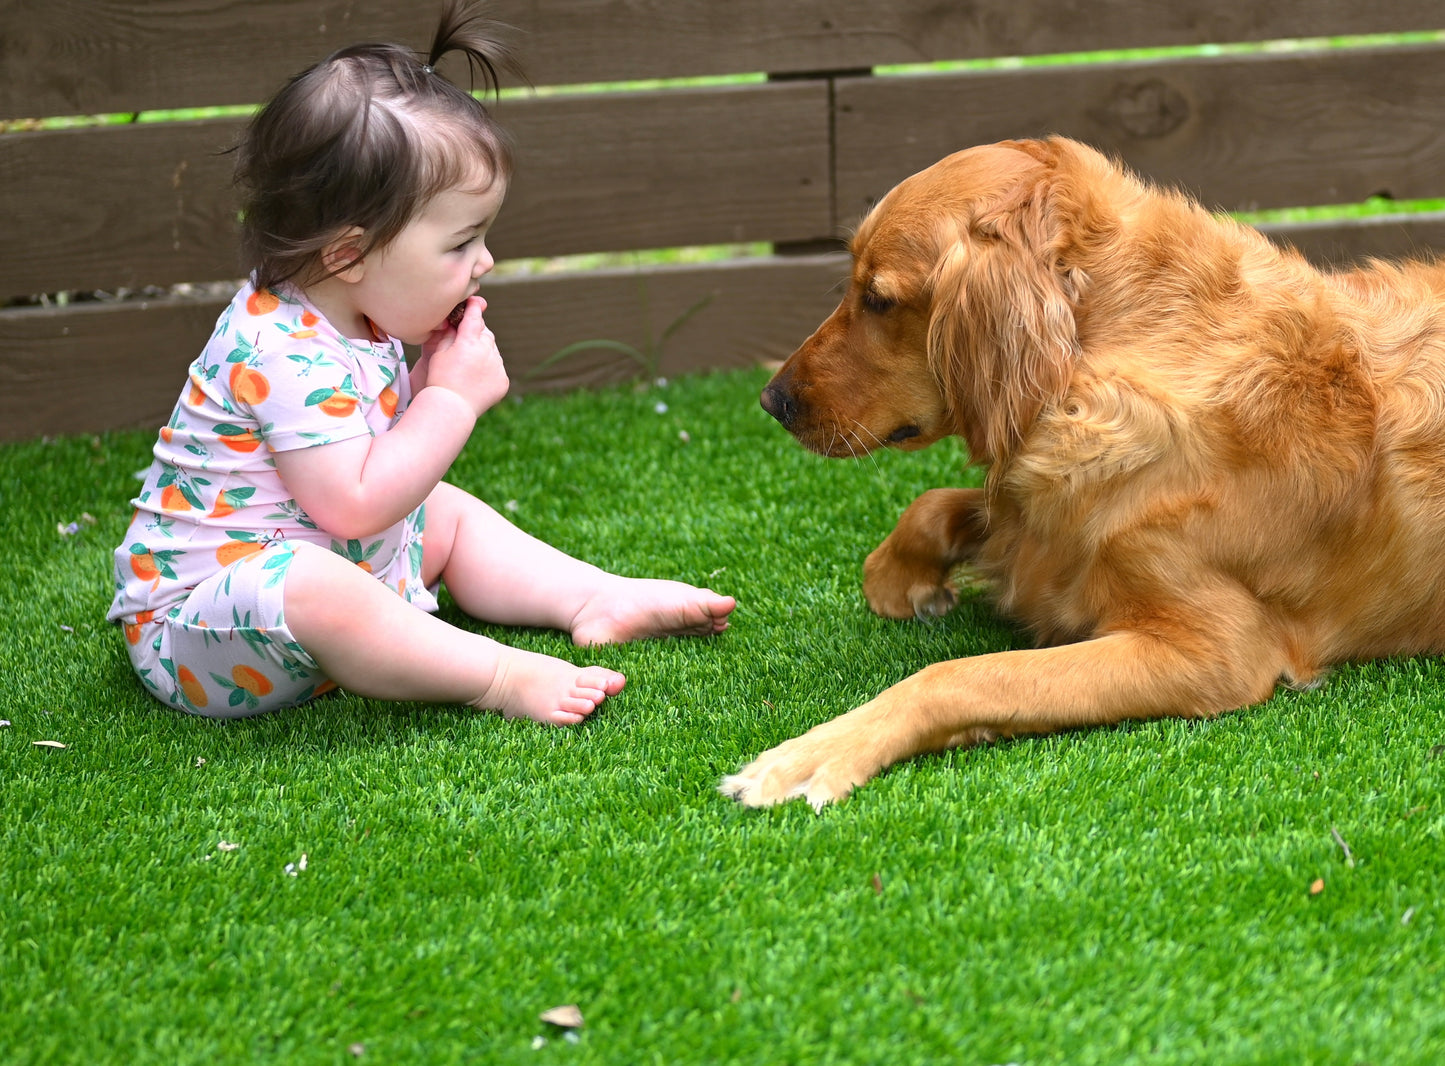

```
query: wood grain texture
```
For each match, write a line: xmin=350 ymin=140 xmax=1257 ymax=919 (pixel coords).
xmin=9 ymin=212 xmax=1445 ymax=442
xmin=0 ymin=80 xmax=828 ymax=298
xmin=3 ymin=0 xmax=1440 ymax=119
xmin=487 ymin=82 xmax=829 ymax=259
xmin=0 ymin=253 xmax=849 ymax=441
xmin=835 ymin=44 xmax=1445 ymax=221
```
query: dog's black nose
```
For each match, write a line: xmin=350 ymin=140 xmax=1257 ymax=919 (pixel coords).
xmin=760 ymin=381 xmax=801 ymax=428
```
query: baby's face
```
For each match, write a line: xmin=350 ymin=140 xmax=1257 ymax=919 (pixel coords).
xmin=351 ymin=174 xmax=507 ymax=345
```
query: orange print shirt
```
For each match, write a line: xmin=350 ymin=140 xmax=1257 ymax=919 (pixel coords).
xmin=108 ymin=279 xmax=433 ymax=622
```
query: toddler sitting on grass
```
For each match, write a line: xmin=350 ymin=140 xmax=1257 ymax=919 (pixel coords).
xmin=107 ymin=0 xmax=734 ymax=724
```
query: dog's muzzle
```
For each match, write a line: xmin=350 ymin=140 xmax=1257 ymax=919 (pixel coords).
xmin=760 ymin=379 xmax=804 ymax=429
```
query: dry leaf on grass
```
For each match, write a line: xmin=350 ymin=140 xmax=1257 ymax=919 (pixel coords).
xmin=539 ymin=1004 xmax=584 ymax=1028
xmin=32 ymin=740 xmax=67 ymax=749
xmin=1309 ymin=878 xmax=1325 ymax=895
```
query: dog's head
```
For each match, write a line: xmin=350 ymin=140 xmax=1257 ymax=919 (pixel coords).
xmin=761 ymin=137 xmax=1099 ymax=465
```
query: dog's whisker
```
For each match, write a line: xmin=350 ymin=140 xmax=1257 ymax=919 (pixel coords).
xmin=847 ymin=419 xmax=888 ymax=479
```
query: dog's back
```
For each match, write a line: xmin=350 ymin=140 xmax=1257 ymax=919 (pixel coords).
xmin=983 ymin=168 xmax=1445 ymax=677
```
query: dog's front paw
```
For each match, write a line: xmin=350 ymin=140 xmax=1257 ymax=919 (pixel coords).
xmin=719 ymin=718 xmax=883 ymax=811
xmin=863 ymin=543 xmax=957 ymax=620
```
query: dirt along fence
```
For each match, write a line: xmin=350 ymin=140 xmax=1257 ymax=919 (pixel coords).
xmin=4 ymin=1 xmax=1445 ymax=442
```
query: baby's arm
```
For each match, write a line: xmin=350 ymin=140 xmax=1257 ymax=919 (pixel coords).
xmin=274 ymin=298 xmax=506 ymax=539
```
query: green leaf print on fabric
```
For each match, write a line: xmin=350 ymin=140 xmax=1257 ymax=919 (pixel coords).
xmin=331 ymin=537 xmax=384 ymax=571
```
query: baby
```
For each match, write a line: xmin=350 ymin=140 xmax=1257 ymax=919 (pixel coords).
xmin=107 ymin=0 xmax=734 ymax=724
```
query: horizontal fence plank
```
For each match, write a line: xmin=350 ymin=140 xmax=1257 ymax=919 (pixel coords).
xmin=491 ymin=83 xmax=829 ymax=260
xmin=836 ymin=43 xmax=1445 ymax=221
xmin=2 ymin=0 xmax=1441 ymax=120
xmin=0 ymin=253 xmax=849 ymax=442
xmin=0 ymin=81 xmax=830 ymax=299
xmin=8 ymin=212 xmax=1445 ymax=443
xmin=1257 ymin=211 xmax=1445 ymax=267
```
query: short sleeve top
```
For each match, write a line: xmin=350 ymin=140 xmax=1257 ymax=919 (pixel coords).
xmin=108 ymin=279 xmax=434 ymax=621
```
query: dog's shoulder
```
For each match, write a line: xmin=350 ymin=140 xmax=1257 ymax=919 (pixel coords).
xmin=1005 ymin=361 xmax=1191 ymax=496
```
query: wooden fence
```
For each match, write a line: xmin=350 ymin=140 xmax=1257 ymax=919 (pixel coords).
xmin=4 ymin=0 xmax=1445 ymax=441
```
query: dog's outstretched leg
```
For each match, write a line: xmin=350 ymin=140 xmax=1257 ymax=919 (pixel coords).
xmin=720 ymin=612 xmax=1285 ymax=810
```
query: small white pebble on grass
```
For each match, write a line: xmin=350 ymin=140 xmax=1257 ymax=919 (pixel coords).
xmin=530 ymin=1036 xmax=547 ymax=1050
xmin=654 ymin=401 xmax=668 ymax=414
xmin=0 ymin=720 xmax=10 ymax=728
xmin=505 ymin=500 xmax=519 ymax=512
xmin=217 ymin=840 xmax=239 ymax=852
xmin=285 ymin=852 xmax=309 ymax=876
xmin=678 ymin=429 xmax=690 ymax=443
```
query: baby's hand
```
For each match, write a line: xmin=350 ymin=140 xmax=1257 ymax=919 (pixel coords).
xmin=422 ymin=296 xmax=509 ymax=416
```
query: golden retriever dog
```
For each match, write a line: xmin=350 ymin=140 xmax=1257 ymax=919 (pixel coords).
xmin=721 ymin=135 xmax=1445 ymax=810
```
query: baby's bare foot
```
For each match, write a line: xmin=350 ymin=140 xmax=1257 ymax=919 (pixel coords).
xmin=471 ymin=647 xmax=626 ymax=726
xmin=570 ymin=578 xmax=735 ymax=647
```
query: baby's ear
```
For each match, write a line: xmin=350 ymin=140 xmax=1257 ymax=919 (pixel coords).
xmin=321 ymin=226 xmax=367 ymax=282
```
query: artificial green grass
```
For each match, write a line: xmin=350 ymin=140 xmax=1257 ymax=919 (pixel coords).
xmin=2 ymin=366 xmax=1442 ymax=1065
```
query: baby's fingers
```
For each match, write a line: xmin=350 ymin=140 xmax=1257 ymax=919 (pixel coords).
xmin=455 ymin=295 xmax=488 ymax=338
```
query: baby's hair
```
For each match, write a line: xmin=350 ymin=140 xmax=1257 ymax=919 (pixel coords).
xmin=234 ymin=0 xmax=522 ymax=291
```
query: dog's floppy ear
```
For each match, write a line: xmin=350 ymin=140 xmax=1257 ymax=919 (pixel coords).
xmin=927 ymin=143 xmax=1086 ymax=464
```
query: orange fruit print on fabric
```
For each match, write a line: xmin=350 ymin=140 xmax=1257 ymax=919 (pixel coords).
xmin=216 ymin=536 xmax=266 ymax=567
xmin=229 ymin=361 xmax=271 ymax=405
xmin=176 ymin=666 xmax=209 ymax=708
xmin=123 ymin=609 xmax=156 ymax=645
xmin=215 ymin=424 xmax=262 ymax=453
xmin=310 ymin=387 xmax=360 ymax=418
xmin=232 ymin=665 xmax=274 ymax=698
xmin=160 ymin=483 xmax=194 ymax=512
xmin=245 ymin=289 xmax=281 ymax=316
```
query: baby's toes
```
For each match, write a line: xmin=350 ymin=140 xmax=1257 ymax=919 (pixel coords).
xmin=579 ymin=667 xmax=627 ymax=696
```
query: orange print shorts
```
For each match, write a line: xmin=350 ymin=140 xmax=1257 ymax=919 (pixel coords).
xmin=121 ymin=541 xmax=335 ymax=717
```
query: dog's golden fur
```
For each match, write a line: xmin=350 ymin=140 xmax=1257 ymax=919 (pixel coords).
xmin=722 ymin=136 xmax=1445 ymax=809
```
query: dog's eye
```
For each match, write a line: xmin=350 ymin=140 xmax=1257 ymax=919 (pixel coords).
xmin=861 ymin=288 xmax=895 ymax=314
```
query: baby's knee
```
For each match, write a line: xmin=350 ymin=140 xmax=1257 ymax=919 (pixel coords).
xmin=281 ymin=539 xmax=364 ymax=608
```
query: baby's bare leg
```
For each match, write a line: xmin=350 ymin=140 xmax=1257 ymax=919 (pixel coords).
xmin=423 ymin=483 xmax=735 ymax=644
xmin=283 ymin=542 xmax=624 ymax=725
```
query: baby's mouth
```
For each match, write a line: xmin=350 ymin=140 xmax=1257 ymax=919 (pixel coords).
xmin=446 ymin=301 xmax=468 ymax=329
